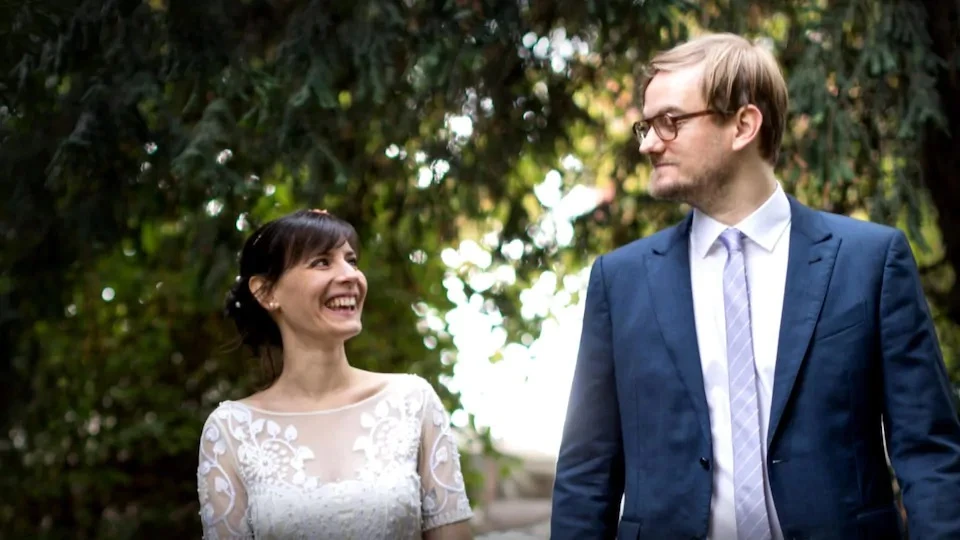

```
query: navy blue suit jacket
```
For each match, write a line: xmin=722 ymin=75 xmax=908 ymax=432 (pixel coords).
xmin=551 ymin=198 xmax=960 ymax=539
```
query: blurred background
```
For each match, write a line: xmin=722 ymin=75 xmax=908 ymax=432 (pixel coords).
xmin=2 ymin=0 xmax=959 ymax=538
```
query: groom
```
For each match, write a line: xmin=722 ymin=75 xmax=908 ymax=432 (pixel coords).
xmin=551 ymin=33 xmax=960 ymax=539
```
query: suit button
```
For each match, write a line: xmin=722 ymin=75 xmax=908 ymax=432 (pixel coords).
xmin=699 ymin=457 xmax=710 ymax=470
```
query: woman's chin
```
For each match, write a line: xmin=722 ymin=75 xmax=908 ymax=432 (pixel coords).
xmin=325 ymin=320 xmax=363 ymax=341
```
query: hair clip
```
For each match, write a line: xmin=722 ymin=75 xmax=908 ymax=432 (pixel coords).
xmin=309 ymin=208 xmax=329 ymax=215
xmin=252 ymin=232 xmax=264 ymax=246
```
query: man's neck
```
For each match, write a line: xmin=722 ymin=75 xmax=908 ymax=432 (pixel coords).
xmin=698 ymin=168 xmax=778 ymax=226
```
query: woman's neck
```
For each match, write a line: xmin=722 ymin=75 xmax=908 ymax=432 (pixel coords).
xmin=271 ymin=340 xmax=356 ymax=401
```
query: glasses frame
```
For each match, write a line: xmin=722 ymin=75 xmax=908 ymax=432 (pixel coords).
xmin=632 ymin=110 xmax=720 ymax=143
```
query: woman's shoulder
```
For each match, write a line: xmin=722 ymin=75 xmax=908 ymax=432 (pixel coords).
xmin=201 ymin=399 xmax=257 ymax=428
xmin=382 ymin=371 xmax=431 ymax=389
xmin=380 ymin=372 xmax=444 ymax=401
xmin=197 ymin=401 xmax=257 ymax=455
xmin=370 ymin=373 xmax=450 ymax=418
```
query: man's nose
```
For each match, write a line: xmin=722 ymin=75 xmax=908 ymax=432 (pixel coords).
xmin=638 ymin=131 xmax=663 ymax=154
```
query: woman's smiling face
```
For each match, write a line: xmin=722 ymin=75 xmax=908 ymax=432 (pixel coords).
xmin=265 ymin=240 xmax=367 ymax=344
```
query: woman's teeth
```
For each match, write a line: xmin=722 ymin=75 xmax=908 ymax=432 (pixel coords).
xmin=325 ymin=297 xmax=357 ymax=310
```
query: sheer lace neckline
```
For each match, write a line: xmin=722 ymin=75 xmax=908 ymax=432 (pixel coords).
xmin=228 ymin=375 xmax=399 ymax=416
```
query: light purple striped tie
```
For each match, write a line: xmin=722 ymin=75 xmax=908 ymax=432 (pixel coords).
xmin=719 ymin=229 xmax=771 ymax=540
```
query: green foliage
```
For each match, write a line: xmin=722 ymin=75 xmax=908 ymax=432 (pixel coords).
xmin=1 ymin=0 xmax=959 ymax=537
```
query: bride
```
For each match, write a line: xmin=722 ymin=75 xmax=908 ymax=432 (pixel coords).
xmin=197 ymin=209 xmax=474 ymax=539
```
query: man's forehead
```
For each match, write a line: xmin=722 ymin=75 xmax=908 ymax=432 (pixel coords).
xmin=641 ymin=67 xmax=704 ymax=117
xmin=641 ymin=104 xmax=685 ymax=119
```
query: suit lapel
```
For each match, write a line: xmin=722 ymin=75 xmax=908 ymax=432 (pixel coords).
xmin=767 ymin=197 xmax=839 ymax=447
xmin=644 ymin=215 xmax=711 ymax=445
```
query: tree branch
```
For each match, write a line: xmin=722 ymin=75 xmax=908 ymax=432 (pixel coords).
xmin=919 ymin=256 xmax=949 ymax=275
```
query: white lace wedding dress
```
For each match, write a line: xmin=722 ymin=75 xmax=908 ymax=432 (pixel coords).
xmin=196 ymin=374 xmax=474 ymax=539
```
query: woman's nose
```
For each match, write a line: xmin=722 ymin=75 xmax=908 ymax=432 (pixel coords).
xmin=333 ymin=261 xmax=360 ymax=280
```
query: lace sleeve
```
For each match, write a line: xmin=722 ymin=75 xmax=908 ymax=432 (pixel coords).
xmin=418 ymin=382 xmax=474 ymax=531
xmin=197 ymin=409 xmax=252 ymax=539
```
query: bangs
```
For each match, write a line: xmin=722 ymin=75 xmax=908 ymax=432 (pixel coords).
xmin=280 ymin=212 xmax=360 ymax=270
xmin=241 ymin=210 xmax=360 ymax=280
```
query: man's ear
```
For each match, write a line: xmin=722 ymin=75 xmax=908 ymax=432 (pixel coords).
xmin=730 ymin=104 xmax=763 ymax=153
xmin=248 ymin=276 xmax=279 ymax=311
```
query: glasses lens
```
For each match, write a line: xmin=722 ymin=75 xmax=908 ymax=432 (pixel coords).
xmin=634 ymin=122 xmax=647 ymax=142
xmin=654 ymin=117 xmax=676 ymax=141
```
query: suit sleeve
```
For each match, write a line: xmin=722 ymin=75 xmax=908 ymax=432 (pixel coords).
xmin=880 ymin=229 xmax=960 ymax=538
xmin=551 ymin=255 xmax=625 ymax=538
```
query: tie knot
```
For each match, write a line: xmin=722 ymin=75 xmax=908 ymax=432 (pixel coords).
xmin=719 ymin=228 xmax=745 ymax=253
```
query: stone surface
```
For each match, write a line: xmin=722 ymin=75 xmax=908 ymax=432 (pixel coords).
xmin=472 ymin=498 xmax=551 ymax=539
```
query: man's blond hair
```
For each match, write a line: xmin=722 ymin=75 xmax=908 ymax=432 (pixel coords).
xmin=643 ymin=32 xmax=788 ymax=165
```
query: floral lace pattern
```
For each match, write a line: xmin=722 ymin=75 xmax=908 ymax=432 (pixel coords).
xmin=196 ymin=375 xmax=473 ymax=539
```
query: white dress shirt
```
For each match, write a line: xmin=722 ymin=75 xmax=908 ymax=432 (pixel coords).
xmin=689 ymin=185 xmax=791 ymax=540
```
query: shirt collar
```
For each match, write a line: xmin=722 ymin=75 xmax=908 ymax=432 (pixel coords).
xmin=690 ymin=183 xmax=792 ymax=259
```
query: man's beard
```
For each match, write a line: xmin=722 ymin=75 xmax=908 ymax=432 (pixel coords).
xmin=649 ymin=159 xmax=735 ymax=211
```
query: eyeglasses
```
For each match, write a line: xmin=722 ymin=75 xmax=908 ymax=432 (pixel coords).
xmin=632 ymin=110 xmax=720 ymax=143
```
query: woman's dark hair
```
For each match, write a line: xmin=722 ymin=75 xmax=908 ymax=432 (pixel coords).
xmin=224 ymin=209 xmax=360 ymax=383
